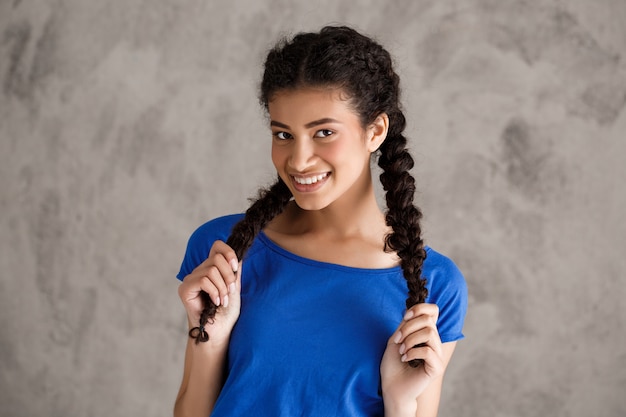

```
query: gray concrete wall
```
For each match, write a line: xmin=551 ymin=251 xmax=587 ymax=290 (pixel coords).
xmin=1 ymin=0 xmax=625 ymax=416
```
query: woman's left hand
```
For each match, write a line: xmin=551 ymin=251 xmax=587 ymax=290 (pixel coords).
xmin=380 ymin=303 xmax=445 ymax=412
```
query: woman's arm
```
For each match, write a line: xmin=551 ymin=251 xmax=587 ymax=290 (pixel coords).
xmin=412 ymin=342 xmax=456 ymax=417
xmin=381 ymin=304 xmax=458 ymax=417
xmin=173 ymin=241 xmax=242 ymax=417
xmin=174 ymin=322 xmax=230 ymax=416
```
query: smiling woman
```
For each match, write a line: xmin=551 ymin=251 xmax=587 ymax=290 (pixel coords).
xmin=174 ymin=26 xmax=467 ymax=417
xmin=269 ymin=88 xmax=384 ymax=212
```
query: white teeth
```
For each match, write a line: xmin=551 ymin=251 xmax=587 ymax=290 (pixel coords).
xmin=294 ymin=173 xmax=328 ymax=185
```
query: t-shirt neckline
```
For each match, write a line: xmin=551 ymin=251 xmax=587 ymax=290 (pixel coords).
xmin=257 ymin=230 xmax=407 ymax=274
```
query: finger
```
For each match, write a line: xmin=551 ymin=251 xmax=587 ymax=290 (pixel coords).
xmin=205 ymin=265 xmax=230 ymax=306
xmin=211 ymin=254 xmax=238 ymax=305
xmin=392 ymin=314 xmax=437 ymax=346
xmin=400 ymin=326 xmax=442 ymax=357
xmin=226 ymin=262 xmax=244 ymax=311
xmin=234 ymin=261 xmax=242 ymax=292
xmin=195 ymin=275 xmax=222 ymax=306
xmin=403 ymin=303 xmax=439 ymax=322
xmin=400 ymin=343 xmax=443 ymax=371
xmin=210 ymin=240 xmax=239 ymax=271
xmin=178 ymin=272 xmax=210 ymax=300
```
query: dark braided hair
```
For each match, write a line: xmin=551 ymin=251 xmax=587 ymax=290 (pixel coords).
xmin=190 ymin=178 xmax=292 ymax=342
xmin=192 ymin=26 xmax=428 ymax=366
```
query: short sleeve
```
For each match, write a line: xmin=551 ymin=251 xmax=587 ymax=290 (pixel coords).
xmin=176 ymin=214 xmax=245 ymax=281
xmin=423 ymin=247 xmax=468 ymax=343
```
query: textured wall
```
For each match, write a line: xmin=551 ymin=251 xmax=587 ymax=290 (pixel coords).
xmin=1 ymin=0 xmax=625 ymax=416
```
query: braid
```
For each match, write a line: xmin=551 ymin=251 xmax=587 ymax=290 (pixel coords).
xmin=226 ymin=178 xmax=292 ymax=259
xmin=378 ymin=128 xmax=428 ymax=308
xmin=378 ymin=111 xmax=428 ymax=368
xmin=190 ymin=177 xmax=292 ymax=343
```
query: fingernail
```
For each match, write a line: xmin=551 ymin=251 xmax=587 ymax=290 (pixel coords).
xmin=230 ymin=259 xmax=239 ymax=272
xmin=404 ymin=310 xmax=414 ymax=320
xmin=229 ymin=282 xmax=236 ymax=294
xmin=215 ymin=296 xmax=220 ymax=306
xmin=401 ymin=354 xmax=408 ymax=362
xmin=223 ymin=294 xmax=229 ymax=308
xmin=393 ymin=331 xmax=402 ymax=344
xmin=399 ymin=343 xmax=406 ymax=355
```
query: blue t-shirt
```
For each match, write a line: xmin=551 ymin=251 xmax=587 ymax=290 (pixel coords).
xmin=177 ymin=214 xmax=467 ymax=417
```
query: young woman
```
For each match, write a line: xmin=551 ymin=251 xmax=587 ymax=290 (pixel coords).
xmin=174 ymin=26 xmax=467 ymax=417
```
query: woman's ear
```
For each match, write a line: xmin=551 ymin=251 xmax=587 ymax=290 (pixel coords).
xmin=367 ymin=113 xmax=389 ymax=152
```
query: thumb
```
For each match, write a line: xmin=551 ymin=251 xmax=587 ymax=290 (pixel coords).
xmin=229 ymin=261 xmax=243 ymax=307
xmin=235 ymin=261 xmax=242 ymax=291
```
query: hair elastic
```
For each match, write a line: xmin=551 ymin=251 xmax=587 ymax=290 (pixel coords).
xmin=188 ymin=325 xmax=209 ymax=344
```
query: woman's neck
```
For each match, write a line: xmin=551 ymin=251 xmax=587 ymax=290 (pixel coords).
xmin=278 ymin=185 xmax=386 ymax=236
xmin=264 ymin=194 xmax=398 ymax=269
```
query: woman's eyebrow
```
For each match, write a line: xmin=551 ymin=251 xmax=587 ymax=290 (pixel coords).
xmin=270 ymin=120 xmax=290 ymax=129
xmin=305 ymin=118 xmax=341 ymax=128
xmin=270 ymin=118 xmax=341 ymax=129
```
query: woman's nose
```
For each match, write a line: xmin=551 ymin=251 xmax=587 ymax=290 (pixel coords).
xmin=289 ymin=139 xmax=315 ymax=171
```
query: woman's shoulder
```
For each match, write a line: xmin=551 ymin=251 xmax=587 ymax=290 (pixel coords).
xmin=423 ymin=247 xmax=461 ymax=273
xmin=176 ymin=213 xmax=245 ymax=281
xmin=183 ymin=213 xmax=245 ymax=254
xmin=422 ymin=246 xmax=468 ymax=342
xmin=189 ymin=213 xmax=245 ymax=241
xmin=422 ymin=246 xmax=467 ymax=297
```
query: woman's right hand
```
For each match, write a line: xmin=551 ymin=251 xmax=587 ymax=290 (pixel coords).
xmin=177 ymin=240 xmax=242 ymax=346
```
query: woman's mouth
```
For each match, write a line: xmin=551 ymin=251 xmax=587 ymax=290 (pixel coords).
xmin=291 ymin=172 xmax=330 ymax=191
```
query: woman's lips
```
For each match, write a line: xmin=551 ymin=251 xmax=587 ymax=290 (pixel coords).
xmin=291 ymin=172 xmax=330 ymax=192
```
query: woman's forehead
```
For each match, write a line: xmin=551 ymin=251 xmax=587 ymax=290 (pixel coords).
xmin=267 ymin=88 xmax=359 ymax=125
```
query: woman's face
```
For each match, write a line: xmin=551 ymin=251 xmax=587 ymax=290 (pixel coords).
xmin=268 ymin=87 xmax=385 ymax=211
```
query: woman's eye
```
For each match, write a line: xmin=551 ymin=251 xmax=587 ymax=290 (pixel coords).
xmin=314 ymin=129 xmax=334 ymax=138
xmin=274 ymin=131 xmax=292 ymax=140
